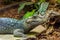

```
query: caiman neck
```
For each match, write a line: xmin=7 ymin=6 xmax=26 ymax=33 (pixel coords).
xmin=23 ymin=21 xmax=40 ymax=33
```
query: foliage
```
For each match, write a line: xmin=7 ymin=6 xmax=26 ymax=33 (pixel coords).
xmin=39 ymin=0 xmax=45 ymax=3
xmin=18 ymin=3 xmax=26 ymax=13
xmin=18 ymin=0 xmax=49 ymax=19
xmin=38 ymin=2 xmax=49 ymax=15
xmin=23 ymin=10 xmax=35 ymax=19
xmin=18 ymin=2 xmax=34 ymax=13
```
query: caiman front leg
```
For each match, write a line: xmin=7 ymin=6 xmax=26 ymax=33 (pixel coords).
xmin=13 ymin=29 xmax=27 ymax=37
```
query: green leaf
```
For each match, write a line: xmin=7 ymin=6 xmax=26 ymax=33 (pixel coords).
xmin=39 ymin=0 xmax=45 ymax=3
xmin=23 ymin=10 xmax=35 ymax=19
xmin=18 ymin=2 xmax=34 ymax=14
xmin=18 ymin=3 xmax=25 ymax=13
xmin=38 ymin=2 xmax=49 ymax=15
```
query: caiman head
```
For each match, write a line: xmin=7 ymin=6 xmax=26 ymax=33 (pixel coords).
xmin=25 ymin=15 xmax=46 ymax=27
xmin=24 ymin=10 xmax=60 ymax=32
xmin=24 ymin=15 xmax=42 ymax=33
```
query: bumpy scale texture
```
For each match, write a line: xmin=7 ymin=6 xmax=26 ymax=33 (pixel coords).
xmin=0 ymin=18 xmax=26 ymax=34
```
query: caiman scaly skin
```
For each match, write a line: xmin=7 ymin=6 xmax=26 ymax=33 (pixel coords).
xmin=0 ymin=18 xmax=41 ymax=37
xmin=0 ymin=18 xmax=25 ymax=33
